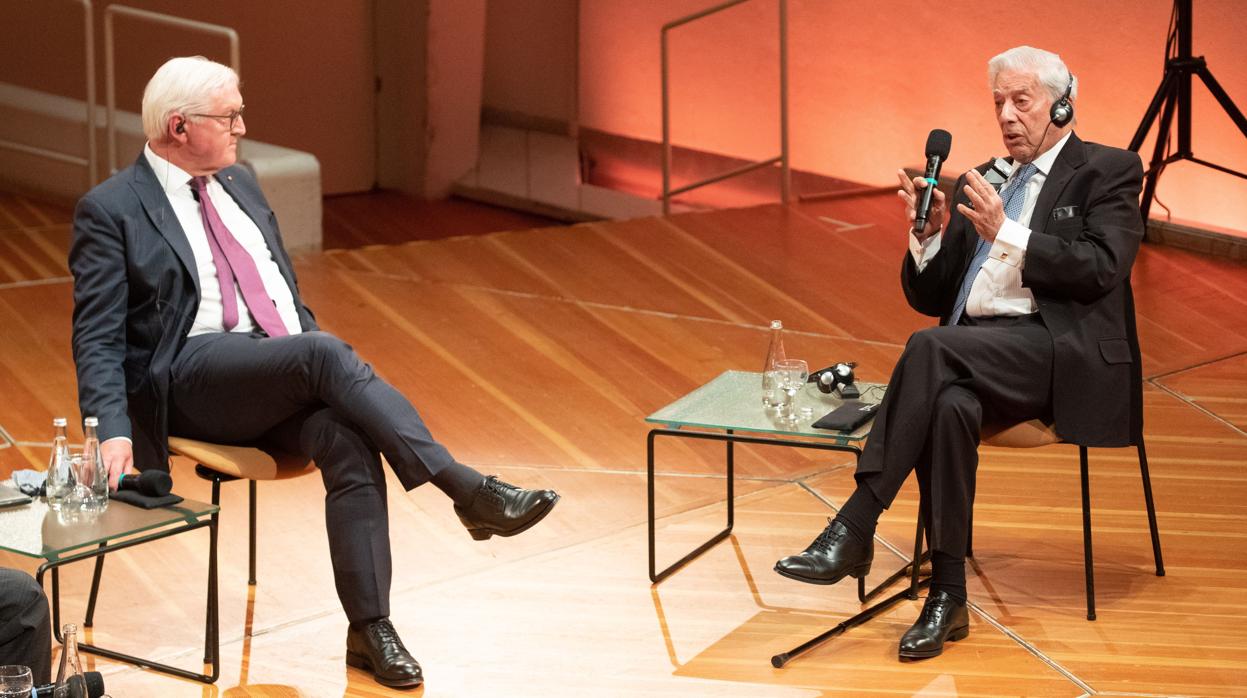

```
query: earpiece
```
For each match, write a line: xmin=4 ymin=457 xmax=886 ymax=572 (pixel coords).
xmin=1050 ymin=74 xmax=1074 ymax=127
xmin=175 ymin=119 xmax=186 ymax=134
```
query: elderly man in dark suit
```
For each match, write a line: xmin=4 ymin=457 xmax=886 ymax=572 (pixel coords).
xmin=775 ymin=46 xmax=1145 ymax=659
xmin=69 ymin=56 xmax=559 ymax=688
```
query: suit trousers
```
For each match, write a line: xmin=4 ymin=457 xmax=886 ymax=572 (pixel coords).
xmin=167 ymin=330 xmax=458 ymax=623
xmin=0 ymin=568 xmax=51 ymax=684
xmin=856 ymin=314 xmax=1053 ymax=559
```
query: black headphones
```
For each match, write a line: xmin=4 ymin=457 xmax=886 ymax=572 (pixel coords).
xmin=1050 ymin=73 xmax=1074 ymax=127
xmin=809 ymin=362 xmax=860 ymax=399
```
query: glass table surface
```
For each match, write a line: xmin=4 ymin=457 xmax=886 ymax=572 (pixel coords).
xmin=0 ymin=496 xmax=217 ymax=561
xmin=645 ymin=370 xmax=885 ymax=443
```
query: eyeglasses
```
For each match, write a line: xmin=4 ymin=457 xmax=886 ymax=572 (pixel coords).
xmin=188 ymin=106 xmax=245 ymax=130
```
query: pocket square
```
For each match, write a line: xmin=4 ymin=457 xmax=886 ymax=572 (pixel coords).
xmin=1051 ymin=205 xmax=1080 ymax=221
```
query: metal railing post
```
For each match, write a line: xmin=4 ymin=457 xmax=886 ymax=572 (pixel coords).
xmin=660 ymin=0 xmax=790 ymax=214
xmin=0 ymin=1 xmax=97 ymax=189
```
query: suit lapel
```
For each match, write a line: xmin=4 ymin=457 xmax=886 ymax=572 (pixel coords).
xmin=216 ymin=169 xmax=299 ymax=293
xmin=130 ymin=154 xmax=200 ymax=299
xmin=1029 ymin=133 xmax=1086 ymax=237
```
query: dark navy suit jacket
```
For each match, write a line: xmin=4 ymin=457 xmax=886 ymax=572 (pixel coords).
xmin=69 ymin=153 xmax=318 ymax=471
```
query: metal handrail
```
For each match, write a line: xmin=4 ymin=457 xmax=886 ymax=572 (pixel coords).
xmin=0 ymin=0 xmax=97 ymax=187
xmin=104 ymin=5 xmax=240 ymax=175
xmin=661 ymin=0 xmax=789 ymax=214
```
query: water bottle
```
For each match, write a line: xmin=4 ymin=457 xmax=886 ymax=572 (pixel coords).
xmin=46 ymin=417 xmax=74 ymax=510
xmin=80 ymin=417 xmax=109 ymax=513
xmin=52 ymin=623 xmax=87 ymax=698
xmin=761 ymin=320 xmax=787 ymax=407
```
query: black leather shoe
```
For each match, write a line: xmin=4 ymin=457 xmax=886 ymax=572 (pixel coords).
xmin=345 ymin=618 xmax=423 ymax=688
xmin=898 ymin=590 xmax=970 ymax=659
xmin=454 ymin=475 xmax=559 ymax=541
xmin=774 ymin=518 xmax=874 ymax=585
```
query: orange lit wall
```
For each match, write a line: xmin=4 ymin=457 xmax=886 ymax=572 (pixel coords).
xmin=580 ymin=0 xmax=1247 ymax=234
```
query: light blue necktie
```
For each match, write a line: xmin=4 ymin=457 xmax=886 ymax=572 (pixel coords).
xmin=948 ymin=162 xmax=1038 ymax=326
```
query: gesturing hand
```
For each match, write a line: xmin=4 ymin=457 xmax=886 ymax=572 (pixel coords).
xmin=896 ymin=169 xmax=945 ymax=242
xmin=956 ymin=169 xmax=1006 ymax=243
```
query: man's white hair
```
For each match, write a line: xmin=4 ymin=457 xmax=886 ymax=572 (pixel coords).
xmin=141 ymin=56 xmax=239 ymax=142
xmin=988 ymin=46 xmax=1077 ymax=103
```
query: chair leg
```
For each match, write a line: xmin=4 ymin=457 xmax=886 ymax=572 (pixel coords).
xmin=908 ymin=514 xmax=925 ymax=600
xmin=207 ymin=472 xmax=221 ymax=664
xmin=1079 ymin=446 xmax=1096 ymax=621
xmin=248 ymin=480 xmax=257 ymax=586
xmin=84 ymin=542 xmax=106 ymax=627
xmin=1136 ymin=440 xmax=1165 ymax=577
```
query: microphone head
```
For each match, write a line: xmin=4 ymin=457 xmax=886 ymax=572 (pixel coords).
xmin=137 ymin=469 xmax=174 ymax=497
xmin=925 ymin=129 xmax=952 ymax=159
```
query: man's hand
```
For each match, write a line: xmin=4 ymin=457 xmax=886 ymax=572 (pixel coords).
xmin=100 ymin=438 xmax=134 ymax=491
xmin=956 ymin=170 xmax=1006 ymax=243
xmin=896 ymin=169 xmax=946 ymax=242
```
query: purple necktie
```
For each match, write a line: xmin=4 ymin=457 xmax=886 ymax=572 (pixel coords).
xmin=190 ymin=176 xmax=289 ymax=337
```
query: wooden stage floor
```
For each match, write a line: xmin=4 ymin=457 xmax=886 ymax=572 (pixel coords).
xmin=1 ymin=189 xmax=1245 ymax=696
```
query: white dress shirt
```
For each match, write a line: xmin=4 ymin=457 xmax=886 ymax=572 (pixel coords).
xmin=908 ymin=132 xmax=1072 ymax=319
xmin=144 ymin=145 xmax=302 ymax=337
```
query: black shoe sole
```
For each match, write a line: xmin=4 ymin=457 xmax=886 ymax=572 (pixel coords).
xmin=466 ymin=493 xmax=560 ymax=541
xmin=897 ymin=625 xmax=970 ymax=660
xmin=773 ymin=561 xmax=872 ymax=586
xmin=345 ymin=650 xmax=424 ymax=688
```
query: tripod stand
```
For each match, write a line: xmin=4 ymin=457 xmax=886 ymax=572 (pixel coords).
xmin=1128 ymin=0 xmax=1247 ymax=224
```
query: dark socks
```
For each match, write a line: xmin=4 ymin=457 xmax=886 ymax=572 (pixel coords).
xmin=430 ymin=462 xmax=486 ymax=506
xmin=930 ymin=551 xmax=968 ymax=605
xmin=835 ymin=483 xmax=885 ymax=543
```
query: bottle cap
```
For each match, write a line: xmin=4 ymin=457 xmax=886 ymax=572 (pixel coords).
xmin=771 ymin=320 xmax=783 ymax=329
xmin=83 ymin=416 xmax=99 ymax=427
xmin=53 ymin=417 xmax=68 ymax=427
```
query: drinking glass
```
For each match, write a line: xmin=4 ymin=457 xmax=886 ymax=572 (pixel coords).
xmin=0 ymin=665 xmax=32 ymax=698
xmin=775 ymin=359 xmax=809 ymax=425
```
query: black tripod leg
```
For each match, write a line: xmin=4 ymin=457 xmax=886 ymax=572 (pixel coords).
xmin=1140 ymin=78 xmax=1181 ymax=224
xmin=1196 ymin=66 xmax=1247 ymax=139
xmin=1129 ymin=70 xmax=1177 ymax=152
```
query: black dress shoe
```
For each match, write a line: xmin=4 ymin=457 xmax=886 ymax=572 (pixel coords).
xmin=774 ymin=518 xmax=873 ymax=585
xmin=898 ymin=590 xmax=970 ymax=659
xmin=454 ymin=475 xmax=560 ymax=541
xmin=345 ymin=618 xmax=423 ymax=688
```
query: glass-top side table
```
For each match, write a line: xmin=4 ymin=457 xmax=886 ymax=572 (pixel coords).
xmin=645 ymin=370 xmax=884 ymax=583
xmin=0 ymin=496 xmax=221 ymax=683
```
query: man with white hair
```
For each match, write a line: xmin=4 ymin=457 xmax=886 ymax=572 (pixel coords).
xmin=69 ymin=56 xmax=560 ymax=688
xmin=775 ymin=46 xmax=1145 ymax=658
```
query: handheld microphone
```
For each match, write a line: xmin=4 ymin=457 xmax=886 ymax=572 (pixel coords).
xmin=914 ymin=129 xmax=952 ymax=232
xmin=34 ymin=671 xmax=105 ymax=697
xmin=116 ymin=470 xmax=173 ymax=497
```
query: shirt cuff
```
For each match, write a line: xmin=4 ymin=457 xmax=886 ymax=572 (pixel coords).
xmin=990 ymin=219 xmax=1031 ymax=268
xmin=908 ymin=228 xmax=943 ymax=271
xmin=102 ymin=436 xmax=133 ymax=446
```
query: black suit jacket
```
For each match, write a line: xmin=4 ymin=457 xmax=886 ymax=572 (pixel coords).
xmin=69 ymin=152 xmax=318 ymax=471
xmin=901 ymin=134 xmax=1145 ymax=447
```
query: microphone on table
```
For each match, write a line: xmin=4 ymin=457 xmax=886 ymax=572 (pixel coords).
xmin=914 ymin=129 xmax=952 ymax=232
xmin=116 ymin=470 xmax=173 ymax=497
xmin=33 ymin=671 xmax=106 ymax=697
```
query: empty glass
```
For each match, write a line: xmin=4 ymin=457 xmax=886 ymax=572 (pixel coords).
xmin=774 ymin=359 xmax=809 ymax=425
xmin=0 ymin=665 xmax=32 ymax=698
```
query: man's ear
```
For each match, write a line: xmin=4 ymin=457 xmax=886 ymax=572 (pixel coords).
xmin=169 ymin=115 xmax=187 ymax=141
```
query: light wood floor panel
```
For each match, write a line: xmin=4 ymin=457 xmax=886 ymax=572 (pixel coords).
xmin=2 ymin=190 xmax=1245 ymax=695
xmin=1156 ymin=352 xmax=1247 ymax=433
